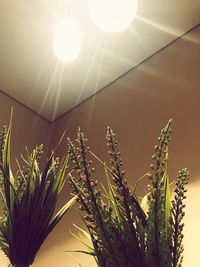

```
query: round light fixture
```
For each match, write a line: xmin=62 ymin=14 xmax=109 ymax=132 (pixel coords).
xmin=88 ymin=0 xmax=138 ymax=32
xmin=53 ymin=20 xmax=81 ymax=62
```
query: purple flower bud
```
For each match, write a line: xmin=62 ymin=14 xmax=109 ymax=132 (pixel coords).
xmin=90 ymin=182 xmax=95 ymax=187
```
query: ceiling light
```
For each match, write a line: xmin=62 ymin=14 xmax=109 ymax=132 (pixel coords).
xmin=53 ymin=20 xmax=81 ymax=62
xmin=88 ymin=0 xmax=138 ymax=32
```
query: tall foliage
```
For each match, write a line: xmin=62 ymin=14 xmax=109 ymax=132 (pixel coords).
xmin=0 ymin=117 xmax=76 ymax=267
xmin=67 ymin=121 xmax=189 ymax=267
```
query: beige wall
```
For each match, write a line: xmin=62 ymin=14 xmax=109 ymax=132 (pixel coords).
xmin=0 ymin=91 xmax=52 ymax=168
xmin=1 ymin=26 xmax=200 ymax=267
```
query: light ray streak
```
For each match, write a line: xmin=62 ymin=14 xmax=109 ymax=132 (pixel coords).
xmin=137 ymin=15 xmax=181 ymax=37
xmin=75 ymin=31 xmax=105 ymax=106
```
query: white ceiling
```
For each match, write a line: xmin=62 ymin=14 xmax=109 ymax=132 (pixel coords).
xmin=0 ymin=0 xmax=199 ymax=121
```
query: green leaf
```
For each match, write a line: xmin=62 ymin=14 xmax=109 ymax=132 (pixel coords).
xmin=133 ymin=172 xmax=151 ymax=194
xmin=47 ymin=195 xmax=77 ymax=235
xmin=2 ymin=111 xmax=14 ymax=211
xmin=72 ymin=224 xmax=91 ymax=241
xmin=104 ymin=165 xmax=123 ymax=222
xmin=0 ymin=122 xmax=74 ymax=267
xmin=65 ymin=249 xmax=96 ymax=256
xmin=140 ymin=194 xmax=149 ymax=215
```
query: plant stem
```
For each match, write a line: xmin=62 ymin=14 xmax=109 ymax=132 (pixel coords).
xmin=80 ymin=139 xmax=121 ymax=267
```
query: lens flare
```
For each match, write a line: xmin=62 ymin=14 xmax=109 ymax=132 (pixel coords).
xmin=89 ymin=0 xmax=138 ymax=32
xmin=53 ymin=20 xmax=81 ymax=62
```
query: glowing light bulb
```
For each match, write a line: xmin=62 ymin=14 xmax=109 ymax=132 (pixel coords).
xmin=53 ymin=20 xmax=81 ymax=62
xmin=89 ymin=0 xmax=138 ymax=32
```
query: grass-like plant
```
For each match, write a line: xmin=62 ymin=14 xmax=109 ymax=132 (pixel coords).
xmin=67 ymin=121 xmax=189 ymax=267
xmin=0 ymin=117 xmax=76 ymax=267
